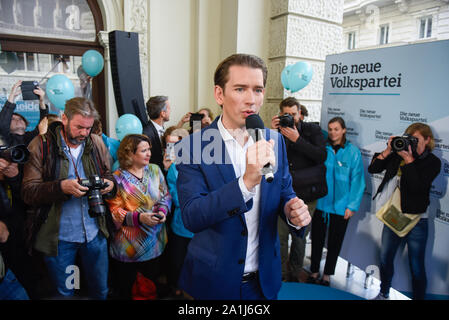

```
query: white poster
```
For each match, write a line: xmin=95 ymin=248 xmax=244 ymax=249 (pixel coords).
xmin=320 ymin=40 xmax=449 ymax=298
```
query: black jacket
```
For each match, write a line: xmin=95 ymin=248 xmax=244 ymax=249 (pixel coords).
xmin=142 ymin=120 xmax=164 ymax=173
xmin=284 ymin=121 xmax=327 ymax=202
xmin=0 ymin=100 xmax=48 ymax=147
xmin=0 ymin=175 xmax=24 ymax=272
xmin=368 ymin=149 xmax=441 ymax=214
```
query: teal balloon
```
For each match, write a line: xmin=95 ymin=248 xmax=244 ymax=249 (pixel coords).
xmin=102 ymin=133 xmax=120 ymax=162
xmin=281 ymin=64 xmax=293 ymax=91
xmin=81 ymin=50 xmax=104 ymax=77
xmin=288 ymin=61 xmax=313 ymax=93
xmin=115 ymin=114 xmax=143 ymax=141
xmin=46 ymin=74 xmax=75 ymax=110
xmin=112 ymin=160 xmax=120 ymax=172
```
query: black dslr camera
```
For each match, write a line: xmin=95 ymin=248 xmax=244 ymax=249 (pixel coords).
xmin=278 ymin=114 xmax=294 ymax=128
xmin=0 ymin=145 xmax=30 ymax=164
xmin=20 ymin=81 xmax=40 ymax=100
xmin=190 ymin=112 xmax=204 ymax=128
xmin=79 ymin=175 xmax=109 ymax=218
xmin=391 ymin=134 xmax=418 ymax=153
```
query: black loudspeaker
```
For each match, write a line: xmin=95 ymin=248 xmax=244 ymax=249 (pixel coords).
xmin=109 ymin=30 xmax=148 ymax=125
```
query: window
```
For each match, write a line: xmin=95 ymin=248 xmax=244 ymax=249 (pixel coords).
xmin=379 ymin=24 xmax=389 ymax=45
xmin=419 ymin=17 xmax=432 ymax=39
xmin=0 ymin=0 xmax=96 ymax=41
xmin=347 ymin=32 xmax=356 ymax=50
xmin=0 ymin=0 xmax=106 ymax=131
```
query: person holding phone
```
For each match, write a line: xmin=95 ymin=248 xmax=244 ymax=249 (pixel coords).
xmin=0 ymin=80 xmax=48 ymax=146
xmin=106 ymin=134 xmax=171 ymax=299
xmin=161 ymin=126 xmax=191 ymax=298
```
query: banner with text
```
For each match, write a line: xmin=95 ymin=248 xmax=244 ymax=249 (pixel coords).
xmin=321 ymin=40 xmax=449 ymax=297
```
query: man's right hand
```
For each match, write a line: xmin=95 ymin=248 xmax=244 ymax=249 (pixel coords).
xmin=243 ymin=139 xmax=276 ymax=190
xmin=271 ymin=115 xmax=280 ymax=130
xmin=8 ymin=81 xmax=22 ymax=103
xmin=0 ymin=221 xmax=9 ymax=243
xmin=61 ymin=179 xmax=89 ymax=198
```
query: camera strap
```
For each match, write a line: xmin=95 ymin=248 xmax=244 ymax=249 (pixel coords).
xmin=90 ymin=143 xmax=104 ymax=177
xmin=62 ymin=128 xmax=82 ymax=181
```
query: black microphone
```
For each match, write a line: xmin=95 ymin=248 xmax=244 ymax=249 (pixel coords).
xmin=245 ymin=114 xmax=274 ymax=183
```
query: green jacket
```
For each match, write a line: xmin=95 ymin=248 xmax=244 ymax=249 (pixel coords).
xmin=22 ymin=122 xmax=115 ymax=256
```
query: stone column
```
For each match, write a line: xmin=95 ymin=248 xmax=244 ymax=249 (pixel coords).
xmin=262 ymin=0 xmax=344 ymax=124
xmin=98 ymin=30 xmax=119 ymax=137
xmin=124 ymin=0 xmax=149 ymax=101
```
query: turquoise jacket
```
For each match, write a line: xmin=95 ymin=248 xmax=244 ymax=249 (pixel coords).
xmin=317 ymin=141 xmax=366 ymax=216
xmin=167 ymin=164 xmax=194 ymax=239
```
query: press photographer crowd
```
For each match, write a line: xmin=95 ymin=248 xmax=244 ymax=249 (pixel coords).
xmin=0 ymin=54 xmax=441 ymax=301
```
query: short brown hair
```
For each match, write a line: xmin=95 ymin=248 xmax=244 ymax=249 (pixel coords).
xmin=300 ymin=104 xmax=308 ymax=117
xmin=279 ymin=97 xmax=300 ymax=113
xmin=146 ymin=96 xmax=168 ymax=120
xmin=64 ymin=97 xmax=99 ymax=121
xmin=214 ymin=54 xmax=267 ymax=91
xmin=117 ymin=134 xmax=152 ymax=170
xmin=405 ymin=122 xmax=435 ymax=151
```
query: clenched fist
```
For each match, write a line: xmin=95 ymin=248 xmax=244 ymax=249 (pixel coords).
xmin=284 ymin=197 xmax=311 ymax=228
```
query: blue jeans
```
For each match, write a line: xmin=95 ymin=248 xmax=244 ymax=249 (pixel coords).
xmin=0 ymin=269 xmax=30 ymax=300
xmin=44 ymin=233 xmax=108 ymax=300
xmin=379 ymin=218 xmax=428 ymax=300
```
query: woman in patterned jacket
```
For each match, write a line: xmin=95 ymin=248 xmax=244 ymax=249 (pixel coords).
xmin=106 ymin=134 xmax=171 ymax=299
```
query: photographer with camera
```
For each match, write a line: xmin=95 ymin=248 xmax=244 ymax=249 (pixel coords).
xmin=368 ymin=123 xmax=441 ymax=300
xmin=176 ymin=107 xmax=215 ymax=134
xmin=161 ymin=126 xmax=191 ymax=298
xmin=21 ymin=97 xmax=116 ymax=300
xmin=0 ymin=80 xmax=48 ymax=147
xmin=270 ymin=97 xmax=327 ymax=282
xmin=105 ymin=134 xmax=171 ymax=300
xmin=0 ymin=158 xmax=30 ymax=300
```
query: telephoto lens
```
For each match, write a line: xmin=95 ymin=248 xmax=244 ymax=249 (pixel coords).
xmin=0 ymin=145 xmax=30 ymax=164
xmin=79 ymin=175 xmax=109 ymax=218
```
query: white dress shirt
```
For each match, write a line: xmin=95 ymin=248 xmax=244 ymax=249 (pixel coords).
xmin=151 ymin=119 xmax=164 ymax=139
xmin=217 ymin=116 xmax=260 ymax=274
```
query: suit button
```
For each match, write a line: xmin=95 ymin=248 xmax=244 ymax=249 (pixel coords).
xmin=228 ymin=208 xmax=239 ymax=216
xmin=238 ymin=259 xmax=245 ymax=264
xmin=241 ymin=230 xmax=247 ymax=236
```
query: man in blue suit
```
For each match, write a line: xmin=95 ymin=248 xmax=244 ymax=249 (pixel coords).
xmin=176 ymin=54 xmax=311 ymax=300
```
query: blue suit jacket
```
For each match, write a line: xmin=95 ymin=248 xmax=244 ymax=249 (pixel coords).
xmin=176 ymin=119 xmax=300 ymax=300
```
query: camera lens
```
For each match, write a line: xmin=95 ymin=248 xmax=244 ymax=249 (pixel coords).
xmin=87 ymin=189 xmax=107 ymax=218
xmin=81 ymin=175 xmax=109 ymax=218
xmin=392 ymin=137 xmax=407 ymax=152
xmin=394 ymin=139 xmax=404 ymax=149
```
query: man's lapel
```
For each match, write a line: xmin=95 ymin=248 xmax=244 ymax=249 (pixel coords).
xmin=206 ymin=120 xmax=236 ymax=185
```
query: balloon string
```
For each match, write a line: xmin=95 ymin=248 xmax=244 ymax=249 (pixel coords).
xmin=38 ymin=55 xmax=66 ymax=85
